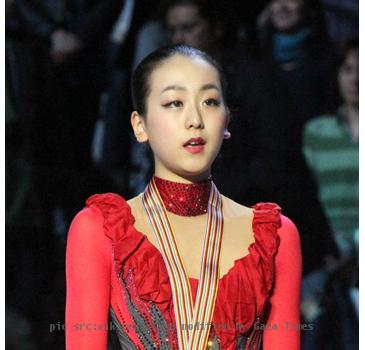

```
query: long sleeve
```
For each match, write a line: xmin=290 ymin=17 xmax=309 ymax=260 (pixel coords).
xmin=65 ymin=207 xmax=112 ymax=350
xmin=263 ymin=216 xmax=302 ymax=349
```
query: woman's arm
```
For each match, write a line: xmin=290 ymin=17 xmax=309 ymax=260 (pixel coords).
xmin=263 ymin=216 xmax=302 ymax=349
xmin=65 ymin=207 xmax=111 ymax=350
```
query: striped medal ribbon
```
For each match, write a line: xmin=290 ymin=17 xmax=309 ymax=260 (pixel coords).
xmin=143 ymin=178 xmax=224 ymax=350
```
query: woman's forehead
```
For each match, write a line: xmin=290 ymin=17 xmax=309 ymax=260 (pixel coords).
xmin=148 ymin=55 xmax=220 ymax=90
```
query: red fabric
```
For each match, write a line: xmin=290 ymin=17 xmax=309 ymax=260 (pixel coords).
xmin=65 ymin=206 xmax=111 ymax=350
xmin=66 ymin=193 xmax=302 ymax=349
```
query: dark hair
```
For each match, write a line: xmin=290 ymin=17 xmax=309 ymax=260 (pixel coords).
xmin=163 ymin=0 xmax=218 ymax=24
xmin=161 ymin=0 xmax=238 ymax=46
xmin=131 ymin=44 xmax=228 ymax=116
xmin=325 ymin=38 xmax=359 ymax=113
xmin=336 ymin=38 xmax=359 ymax=69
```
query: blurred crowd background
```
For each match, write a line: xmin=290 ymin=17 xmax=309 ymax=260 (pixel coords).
xmin=5 ymin=0 xmax=359 ymax=349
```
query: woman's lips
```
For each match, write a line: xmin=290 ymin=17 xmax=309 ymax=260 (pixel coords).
xmin=184 ymin=144 xmax=205 ymax=153
xmin=183 ymin=137 xmax=206 ymax=154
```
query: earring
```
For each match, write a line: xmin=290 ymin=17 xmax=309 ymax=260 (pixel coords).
xmin=224 ymin=130 xmax=231 ymax=139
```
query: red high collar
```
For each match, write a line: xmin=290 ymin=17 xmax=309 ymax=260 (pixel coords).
xmin=153 ymin=176 xmax=212 ymax=216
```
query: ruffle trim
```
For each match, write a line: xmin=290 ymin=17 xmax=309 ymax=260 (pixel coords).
xmin=86 ymin=194 xmax=282 ymax=348
xmin=86 ymin=193 xmax=144 ymax=272
xmin=250 ymin=202 xmax=282 ymax=294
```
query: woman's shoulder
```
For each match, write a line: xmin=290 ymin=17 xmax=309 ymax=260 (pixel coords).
xmin=221 ymin=195 xmax=253 ymax=219
xmin=69 ymin=192 xmax=135 ymax=242
xmin=67 ymin=206 xmax=109 ymax=255
xmin=86 ymin=192 xmax=130 ymax=212
xmin=69 ymin=192 xmax=127 ymax=232
xmin=277 ymin=214 xmax=301 ymax=248
xmin=221 ymin=195 xmax=283 ymax=223
xmin=84 ymin=192 xmax=134 ymax=220
xmin=69 ymin=205 xmax=105 ymax=236
xmin=127 ymin=193 xmax=143 ymax=209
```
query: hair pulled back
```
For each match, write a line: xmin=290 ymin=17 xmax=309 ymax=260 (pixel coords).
xmin=131 ymin=45 xmax=227 ymax=116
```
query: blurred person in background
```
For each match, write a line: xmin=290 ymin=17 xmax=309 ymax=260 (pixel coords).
xmin=250 ymin=0 xmax=340 ymax=275
xmin=12 ymin=0 xmax=123 ymax=230
xmin=256 ymin=2 xmax=357 ymax=347
xmin=303 ymin=39 xmax=358 ymax=258
xmin=6 ymin=1 xmax=123 ymax=348
xmin=164 ymin=0 xmax=237 ymax=61
xmin=301 ymin=38 xmax=358 ymax=350
xmin=258 ymin=0 xmax=336 ymax=126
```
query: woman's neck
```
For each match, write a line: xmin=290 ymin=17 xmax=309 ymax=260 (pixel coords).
xmin=154 ymin=169 xmax=211 ymax=184
xmin=152 ymin=175 xmax=212 ymax=216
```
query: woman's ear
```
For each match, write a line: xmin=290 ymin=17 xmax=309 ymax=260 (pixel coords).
xmin=131 ymin=111 xmax=148 ymax=143
xmin=223 ymin=108 xmax=231 ymax=139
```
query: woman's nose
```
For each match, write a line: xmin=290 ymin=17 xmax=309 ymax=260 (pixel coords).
xmin=185 ymin=105 xmax=204 ymax=129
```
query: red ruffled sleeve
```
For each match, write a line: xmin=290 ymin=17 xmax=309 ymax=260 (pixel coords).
xmin=86 ymin=193 xmax=144 ymax=271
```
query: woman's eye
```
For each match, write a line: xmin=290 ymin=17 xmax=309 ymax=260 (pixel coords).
xmin=163 ymin=101 xmax=183 ymax=108
xmin=203 ymin=98 xmax=221 ymax=107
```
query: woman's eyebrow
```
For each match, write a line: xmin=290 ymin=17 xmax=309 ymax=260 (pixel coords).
xmin=161 ymin=85 xmax=186 ymax=94
xmin=160 ymin=83 xmax=220 ymax=94
xmin=201 ymin=83 xmax=220 ymax=91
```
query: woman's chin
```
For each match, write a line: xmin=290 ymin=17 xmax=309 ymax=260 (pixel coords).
xmin=177 ymin=167 xmax=212 ymax=182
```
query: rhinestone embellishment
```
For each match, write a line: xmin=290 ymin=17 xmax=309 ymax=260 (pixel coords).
xmin=153 ymin=176 xmax=212 ymax=216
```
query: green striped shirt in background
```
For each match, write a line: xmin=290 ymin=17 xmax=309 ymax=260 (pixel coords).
xmin=303 ymin=114 xmax=359 ymax=253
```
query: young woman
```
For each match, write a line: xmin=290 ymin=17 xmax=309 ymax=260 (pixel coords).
xmin=303 ymin=39 xmax=359 ymax=255
xmin=65 ymin=45 xmax=302 ymax=350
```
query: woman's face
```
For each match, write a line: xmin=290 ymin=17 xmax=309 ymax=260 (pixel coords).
xmin=338 ymin=49 xmax=359 ymax=107
xmin=166 ymin=4 xmax=214 ymax=52
xmin=270 ymin=0 xmax=305 ymax=33
xmin=133 ymin=55 xmax=227 ymax=183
